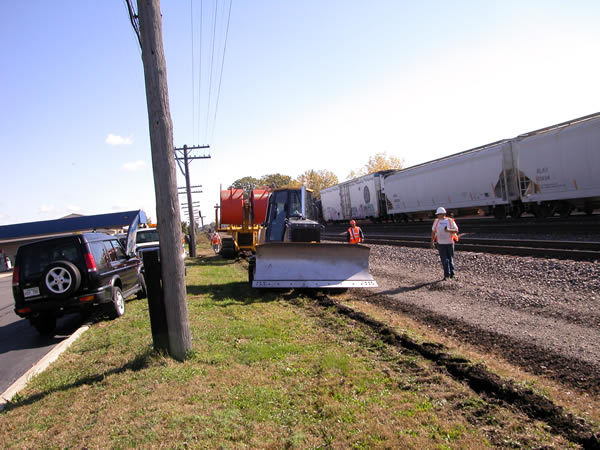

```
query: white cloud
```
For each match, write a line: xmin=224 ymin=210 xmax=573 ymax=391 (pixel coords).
xmin=106 ymin=133 xmax=133 ymax=146
xmin=40 ymin=204 xmax=57 ymax=214
xmin=66 ymin=204 xmax=82 ymax=213
xmin=122 ymin=160 xmax=147 ymax=171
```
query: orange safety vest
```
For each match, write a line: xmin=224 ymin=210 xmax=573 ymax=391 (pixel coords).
xmin=211 ymin=234 xmax=221 ymax=245
xmin=348 ymin=226 xmax=363 ymax=244
xmin=432 ymin=218 xmax=459 ymax=242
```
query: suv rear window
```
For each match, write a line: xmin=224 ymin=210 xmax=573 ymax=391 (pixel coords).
xmin=19 ymin=237 xmax=83 ymax=278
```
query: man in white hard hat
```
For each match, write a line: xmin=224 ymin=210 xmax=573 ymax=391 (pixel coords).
xmin=431 ymin=207 xmax=459 ymax=280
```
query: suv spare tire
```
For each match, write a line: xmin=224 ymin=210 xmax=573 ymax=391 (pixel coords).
xmin=41 ymin=260 xmax=82 ymax=298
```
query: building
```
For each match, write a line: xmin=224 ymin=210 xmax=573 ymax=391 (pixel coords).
xmin=0 ymin=210 xmax=147 ymax=269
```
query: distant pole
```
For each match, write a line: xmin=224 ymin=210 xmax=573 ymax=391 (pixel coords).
xmin=137 ymin=0 xmax=191 ymax=361
xmin=175 ymin=145 xmax=210 ymax=256
xmin=183 ymin=145 xmax=197 ymax=257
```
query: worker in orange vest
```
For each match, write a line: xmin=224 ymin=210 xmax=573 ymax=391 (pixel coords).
xmin=346 ymin=219 xmax=364 ymax=244
xmin=211 ymin=232 xmax=222 ymax=253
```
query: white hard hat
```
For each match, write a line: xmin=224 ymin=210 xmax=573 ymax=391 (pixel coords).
xmin=435 ymin=207 xmax=446 ymax=215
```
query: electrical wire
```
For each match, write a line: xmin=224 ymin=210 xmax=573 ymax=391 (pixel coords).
xmin=197 ymin=0 xmax=204 ymax=144
xmin=204 ymin=0 xmax=219 ymax=143
xmin=190 ymin=0 xmax=196 ymax=143
xmin=124 ymin=0 xmax=142 ymax=50
xmin=210 ymin=0 xmax=233 ymax=141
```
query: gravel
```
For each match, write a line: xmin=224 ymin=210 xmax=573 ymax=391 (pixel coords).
xmin=359 ymin=244 xmax=600 ymax=393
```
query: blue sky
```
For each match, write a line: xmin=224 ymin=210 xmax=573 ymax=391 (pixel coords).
xmin=1 ymin=1 xmax=599 ymax=226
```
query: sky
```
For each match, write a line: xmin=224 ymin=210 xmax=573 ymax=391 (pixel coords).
xmin=1 ymin=1 xmax=599 ymax=226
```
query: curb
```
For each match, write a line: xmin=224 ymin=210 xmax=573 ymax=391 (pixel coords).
xmin=0 ymin=324 xmax=90 ymax=411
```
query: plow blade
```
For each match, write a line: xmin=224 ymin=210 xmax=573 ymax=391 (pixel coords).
xmin=252 ymin=242 xmax=377 ymax=288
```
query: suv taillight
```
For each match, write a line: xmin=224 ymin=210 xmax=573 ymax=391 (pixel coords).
xmin=83 ymin=245 xmax=97 ymax=272
xmin=12 ymin=266 xmax=19 ymax=286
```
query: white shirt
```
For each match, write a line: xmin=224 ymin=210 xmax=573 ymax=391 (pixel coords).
xmin=432 ymin=218 xmax=458 ymax=245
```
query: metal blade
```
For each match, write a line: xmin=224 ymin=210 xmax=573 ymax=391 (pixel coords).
xmin=252 ymin=242 xmax=378 ymax=288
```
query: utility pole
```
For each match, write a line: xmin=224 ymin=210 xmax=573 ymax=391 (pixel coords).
xmin=137 ymin=0 xmax=191 ymax=360
xmin=175 ymin=145 xmax=209 ymax=257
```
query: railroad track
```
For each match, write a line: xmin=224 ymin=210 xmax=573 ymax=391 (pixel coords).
xmin=322 ymin=233 xmax=600 ymax=261
xmin=324 ymin=215 xmax=600 ymax=235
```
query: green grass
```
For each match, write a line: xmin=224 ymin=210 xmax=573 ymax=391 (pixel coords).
xmin=0 ymin=244 xmax=575 ymax=448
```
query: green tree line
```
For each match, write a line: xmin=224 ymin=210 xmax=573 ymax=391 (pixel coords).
xmin=229 ymin=152 xmax=403 ymax=198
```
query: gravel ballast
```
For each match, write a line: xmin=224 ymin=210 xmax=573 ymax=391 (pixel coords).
xmin=359 ymin=244 xmax=600 ymax=393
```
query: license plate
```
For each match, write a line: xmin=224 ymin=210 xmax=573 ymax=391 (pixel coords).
xmin=23 ymin=287 xmax=40 ymax=298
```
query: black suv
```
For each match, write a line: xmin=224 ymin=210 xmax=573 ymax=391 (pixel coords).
xmin=12 ymin=232 xmax=146 ymax=335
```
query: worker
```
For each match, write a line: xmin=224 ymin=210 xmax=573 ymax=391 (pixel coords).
xmin=430 ymin=207 xmax=459 ymax=280
xmin=346 ymin=219 xmax=364 ymax=244
xmin=210 ymin=232 xmax=221 ymax=253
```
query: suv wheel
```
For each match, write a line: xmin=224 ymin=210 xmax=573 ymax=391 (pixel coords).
xmin=29 ymin=315 xmax=56 ymax=336
xmin=110 ymin=286 xmax=125 ymax=318
xmin=41 ymin=260 xmax=81 ymax=298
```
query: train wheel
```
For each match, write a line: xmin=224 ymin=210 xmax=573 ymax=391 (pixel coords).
xmin=534 ymin=204 xmax=552 ymax=220
xmin=493 ymin=206 xmax=507 ymax=220
xmin=510 ymin=203 xmax=523 ymax=219
xmin=558 ymin=202 xmax=573 ymax=218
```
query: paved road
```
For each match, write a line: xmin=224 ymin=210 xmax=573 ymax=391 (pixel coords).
xmin=0 ymin=272 xmax=82 ymax=394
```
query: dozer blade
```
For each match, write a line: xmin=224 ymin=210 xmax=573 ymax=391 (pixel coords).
xmin=252 ymin=242 xmax=378 ymax=288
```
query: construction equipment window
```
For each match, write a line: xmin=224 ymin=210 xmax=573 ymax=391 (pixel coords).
xmin=289 ymin=191 xmax=302 ymax=216
xmin=268 ymin=191 xmax=288 ymax=222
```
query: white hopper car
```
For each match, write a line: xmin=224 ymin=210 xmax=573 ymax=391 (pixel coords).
xmin=383 ymin=140 xmax=512 ymax=220
xmin=320 ymin=171 xmax=393 ymax=222
xmin=320 ymin=112 xmax=600 ymax=222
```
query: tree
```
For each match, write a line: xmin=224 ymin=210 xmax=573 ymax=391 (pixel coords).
xmin=297 ymin=169 xmax=339 ymax=198
xmin=260 ymin=173 xmax=295 ymax=189
xmin=229 ymin=176 xmax=260 ymax=192
xmin=347 ymin=152 xmax=404 ymax=179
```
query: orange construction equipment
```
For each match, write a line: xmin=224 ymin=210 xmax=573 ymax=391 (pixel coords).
xmin=215 ymin=188 xmax=270 ymax=257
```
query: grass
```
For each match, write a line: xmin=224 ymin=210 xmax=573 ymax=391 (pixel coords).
xmin=0 ymin=242 xmax=576 ymax=448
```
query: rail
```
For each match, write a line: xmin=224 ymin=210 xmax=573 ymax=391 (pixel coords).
xmin=321 ymin=233 xmax=600 ymax=261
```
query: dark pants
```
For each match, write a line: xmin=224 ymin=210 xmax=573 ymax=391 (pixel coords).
xmin=437 ymin=244 xmax=455 ymax=278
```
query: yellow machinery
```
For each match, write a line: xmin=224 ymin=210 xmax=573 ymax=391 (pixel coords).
xmin=248 ymin=186 xmax=377 ymax=289
xmin=214 ymin=188 xmax=269 ymax=257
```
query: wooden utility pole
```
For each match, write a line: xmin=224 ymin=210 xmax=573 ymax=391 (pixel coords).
xmin=175 ymin=145 xmax=210 ymax=257
xmin=137 ymin=0 xmax=191 ymax=360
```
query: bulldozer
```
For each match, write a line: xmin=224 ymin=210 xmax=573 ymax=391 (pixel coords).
xmin=248 ymin=186 xmax=377 ymax=289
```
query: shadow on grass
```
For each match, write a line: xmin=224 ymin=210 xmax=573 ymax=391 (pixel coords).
xmin=185 ymin=254 xmax=240 ymax=267
xmin=2 ymin=348 xmax=155 ymax=413
xmin=185 ymin=253 xmax=290 ymax=306
xmin=186 ymin=281 xmax=285 ymax=306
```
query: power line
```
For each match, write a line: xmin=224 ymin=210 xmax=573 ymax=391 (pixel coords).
xmin=124 ymin=0 xmax=142 ymax=49
xmin=204 ymin=0 xmax=219 ymax=142
xmin=211 ymin=0 xmax=233 ymax=141
xmin=190 ymin=0 xmax=196 ymax=143
xmin=197 ymin=0 xmax=204 ymax=143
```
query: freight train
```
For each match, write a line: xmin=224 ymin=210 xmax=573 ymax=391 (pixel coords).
xmin=320 ymin=112 xmax=600 ymax=222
